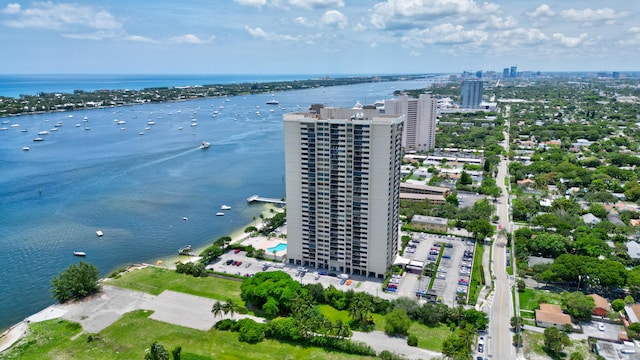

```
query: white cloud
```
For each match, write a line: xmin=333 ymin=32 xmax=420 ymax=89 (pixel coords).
xmin=126 ymin=35 xmax=156 ymax=43
xmin=494 ymin=28 xmax=549 ymax=46
xmin=370 ymin=0 xmax=501 ymax=29
xmin=294 ymin=16 xmax=316 ymax=27
xmin=244 ymin=25 xmax=299 ymax=41
xmin=287 ymin=0 xmax=344 ymax=9
xmin=479 ymin=15 xmax=518 ymax=30
xmin=169 ymin=34 xmax=213 ymax=44
xmin=561 ymin=7 xmax=632 ymax=22
xmin=320 ymin=10 xmax=347 ymax=29
xmin=617 ymin=27 xmax=640 ymax=46
xmin=2 ymin=2 xmax=122 ymax=31
xmin=370 ymin=42 xmax=378 ymax=48
xmin=1 ymin=3 xmax=21 ymax=14
xmin=552 ymin=32 xmax=588 ymax=47
xmin=527 ymin=4 xmax=554 ymax=18
xmin=234 ymin=0 xmax=267 ymax=7
xmin=401 ymin=23 xmax=488 ymax=47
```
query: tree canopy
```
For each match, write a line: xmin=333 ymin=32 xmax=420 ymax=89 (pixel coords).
xmin=51 ymin=261 xmax=100 ymax=303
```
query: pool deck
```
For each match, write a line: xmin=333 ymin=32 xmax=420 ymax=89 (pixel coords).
xmin=241 ymin=235 xmax=287 ymax=261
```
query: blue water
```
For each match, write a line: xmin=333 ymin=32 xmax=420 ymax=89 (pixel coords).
xmin=267 ymin=243 xmax=287 ymax=253
xmin=0 ymin=74 xmax=391 ymax=98
xmin=0 ymin=75 xmax=438 ymax=331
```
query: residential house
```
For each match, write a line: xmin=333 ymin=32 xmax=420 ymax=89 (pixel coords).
xmin=589 ymin=294 xmax=611 ymax=317
xmin=411 ymin=215 xmax=449 ymax=232
xmin=536 ymin=304 xmax=572 ymax=329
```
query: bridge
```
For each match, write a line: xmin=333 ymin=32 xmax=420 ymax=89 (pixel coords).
xmin=246 ymin=195 xmax=286 ymax=206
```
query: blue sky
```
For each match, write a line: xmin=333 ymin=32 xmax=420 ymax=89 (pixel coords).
xmin=1 ymin=0 xmax=638 ymax=74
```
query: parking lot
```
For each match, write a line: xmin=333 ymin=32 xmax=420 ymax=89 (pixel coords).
xmin=392 ymin=232 xmax=476 ymax=306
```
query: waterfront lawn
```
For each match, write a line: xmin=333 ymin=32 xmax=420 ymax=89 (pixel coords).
xmin=107 ymin=266 xmax=243 ymax=303
xmin=4 ymin=310 xmax=376 ymax=360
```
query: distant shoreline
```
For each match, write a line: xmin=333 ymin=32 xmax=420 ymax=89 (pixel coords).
xmin=0 ymin=74 xmax=430 ymax=117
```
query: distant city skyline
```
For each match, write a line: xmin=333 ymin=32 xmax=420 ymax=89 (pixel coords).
xmin=1 ymin=1 xmax=639 ymax=74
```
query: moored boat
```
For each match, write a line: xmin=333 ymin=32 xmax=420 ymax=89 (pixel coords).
xmin=96 ymin=230 xmax=103 ymax=237
xmin=216 ymin=212 xmax=225 ymax=216
xmin=221 ymin=205 xmax=231 ymax=210
xmin=73 ymin=251 xmax=86 ymax=256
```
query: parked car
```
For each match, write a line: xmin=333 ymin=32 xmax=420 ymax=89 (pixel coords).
xmin=318 ymin=271 xmax=327 ymax=275
xmin=226 ymin=259 xmax=234 ymax=265
xmin=234 ymin=249 xmax=241 ymax=254
xmin=598 ymin=323 xmax=605 ymax=331
xmin=442 ymin=255 xmax=451 ymax=259
xmin=478 ymin=344 xmax=483 ymax=353
xmin=428 ymin=256 xmax=437 ymax=261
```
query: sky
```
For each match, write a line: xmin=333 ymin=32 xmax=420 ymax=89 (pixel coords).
xmin=0 ymin=0 xmax=638 ymax=75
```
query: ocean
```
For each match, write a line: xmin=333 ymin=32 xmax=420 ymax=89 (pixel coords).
xmin=0 ymin=74 xmax=437 ymax=331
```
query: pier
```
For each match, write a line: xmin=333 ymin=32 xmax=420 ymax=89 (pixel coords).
xmin=246 ymin=195 xmax=286 ymax=206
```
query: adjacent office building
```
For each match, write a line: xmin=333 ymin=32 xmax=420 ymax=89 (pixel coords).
xmin=384 ymin=94 xmax=437 ymax=152
xmin=460 ymin=80 xmax=483 ymax=109
xmin=284 ymin=107 xmax=404 ymax=278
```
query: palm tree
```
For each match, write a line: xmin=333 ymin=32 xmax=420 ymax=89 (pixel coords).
xmin=211 ymin=301 xmax=224 ymax=319
xmin=222 ymin=298 xmax=240 ymax=319
xmin=333 ymin=320 xmax=351 ymax=339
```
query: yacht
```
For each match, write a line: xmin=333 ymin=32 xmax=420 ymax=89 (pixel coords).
xmin=200 ymin=141 xmax=211 ymax=149
xmin=38 ymin=130 xmax=49 ymax=135
xmin=73 ymin=251 xmax=86 ymax=257
xmin=33 ymin=137 xmax=44 ymax=142
xmin=221 ymin=205 xmax=231 ymax=210
xmin=266 ymin=99 xmax=279 ymax=105
xmin=22 ymin=146 xmax=30 ymax=151
xmin=216 ymin=212 xmax=225 ymax=216
xmin=96 ymin=230 xmax=103 ymax=237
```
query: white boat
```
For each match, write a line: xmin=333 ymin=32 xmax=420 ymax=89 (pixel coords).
xmin=38 ymin=130 xmax=49 ymax=135
xmin=178 ymin=127 xmax=183 ymax=130
xmin=266 ymin=99 xmax=279 ymax=105
xmin=183 ymin=217 xmax=189 ymax=221
xmin=138 ymin=132 xmax=145 ymax=135
xmin=96 ymin=230 xmax=103 ymax=237
xmin=75 ymin=124 xmax=81 ymax=127
xmin=147 ymin=120 xmax=155 ymax=125
xmin=22 ymin=146 xmax=30 ymax=151
xmin=33 ymin=137 xmax=44 ymax=142
xmin=216 ymin=212 xmax=225 ymax=216
xmin=21 ymin=129 xmax=28 ymax=133
xmin=117 ymin=120 xmax=126 ymax=125
xmin=200 ymin=141 xmax=210 ymax=149
xmin=73 ymin=251 xmax=86 ymax=256
xmin=221 ymin=205 xmax=231 ymax=210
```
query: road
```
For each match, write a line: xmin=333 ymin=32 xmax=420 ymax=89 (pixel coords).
xmin=487 ymin=104 xmax=522 ymax=359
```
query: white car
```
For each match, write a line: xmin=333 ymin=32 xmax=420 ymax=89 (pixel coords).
xmin=598 ymin=323 xmax=605 ymax=331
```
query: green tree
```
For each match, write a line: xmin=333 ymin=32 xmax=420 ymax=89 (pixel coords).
xmin=384 ymin=308 xmax=411 ymax=336
xmin=466 ymin=219 xmax=494 ymax=240
xmin=460 ymin=171 xmax=473 ymax=185
xmin=513 ymin=333 xmax=523 ymax=347
xmin=51 ymin=261 xmax=100 ymax=303
xmin=145 ymin=341 xmax=169 ymax=360
xmin=211 ymin=301 xmax=224 ymax=319
xmin=510 ymin=316 xmax=523 ymax=331
xmin=564 ymin=291 xmax=595 ymax=322
xmin=222 ymin=298 xmax=240 ymax=319
xmin=569 ymin=352 xmax=585 ymax=360
xmin=543 ymin=327 xmax=570 ymax=355
xmin=407 ymin=334 xmax=418 ymax=347
xmin=517 ymin=279 xmax=526 ymax=292
xmin=611 ymin=299 xmax=626 ymax=312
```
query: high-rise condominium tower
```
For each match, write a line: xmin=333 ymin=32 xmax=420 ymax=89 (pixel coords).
xmin=384 ymin=94 xmax=437 ymax=152
xmin=460 ymin=80 xmax=483 ymax=109
xmin=283 ymin=107 xmax=404 ymax=278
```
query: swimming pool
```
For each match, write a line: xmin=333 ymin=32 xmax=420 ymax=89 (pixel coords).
xmin=267 ymin=243 xmax=287 ymax=253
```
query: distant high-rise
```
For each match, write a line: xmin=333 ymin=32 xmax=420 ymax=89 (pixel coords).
xmin=503 ymin=68 xmax=509 ymax=78
xmin=475 ymin=70 xmax=483 ymax=79
xmin=510 ymin=66 xmax=517 ymax=78
xmin=384 ymin=94 xmax=437 ymax=152
xmin=460 ymin=80 xmax=483 ymax=109
xmin=284 ymin=108 xmax=404 ymax=278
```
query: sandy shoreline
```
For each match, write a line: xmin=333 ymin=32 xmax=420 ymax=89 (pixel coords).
xmin=0 ymin=203 xmax=282 ymax=353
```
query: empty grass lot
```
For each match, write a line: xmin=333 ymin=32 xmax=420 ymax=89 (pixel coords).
xmin=318 ymin=305 xmax=449 ymax=352
xmin=108 ymin=266 xmax=243 ymax=302
xmin=3 ymin=310 xmax=377 ymax=360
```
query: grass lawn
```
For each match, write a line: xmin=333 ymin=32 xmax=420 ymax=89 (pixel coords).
xmin=409 ymin=323 xmax=450 ymax=352
xmin=523 ymin=331 xmax=597 ymax=360
xmin=107 ymin=266 xmax=243 ymax=303
xmin=468 ymin=243 xmax=485 ymax=305
xmin=3 ymin=310 xmax=377 ymax=360
xmin=518 ymin=288 xmax=564 ymax=312
xmin=318 ymin=305 xmax=386 ymax=332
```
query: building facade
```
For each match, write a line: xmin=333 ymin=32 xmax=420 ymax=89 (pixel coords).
xmin=384 ymin=94 xmax=437 ymax=152
xmin=460 ymin=80 xmax=483 ymax=109
xmin=284 ymin=108 xmax=404 ymax=279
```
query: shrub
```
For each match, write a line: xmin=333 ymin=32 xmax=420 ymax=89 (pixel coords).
xmin=407 ymin=334 xmax=418 ymax=347
xmin=237 ymin=318 xmax=265 ymax=344
xmin=214 ymin=319 xmax=236 ymax=331
xmin=379 ymin=350 xmax=408 ymax=360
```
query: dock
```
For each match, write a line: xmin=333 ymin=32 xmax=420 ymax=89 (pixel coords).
xmin=246 ymin=195 xmax=286 ymax=206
